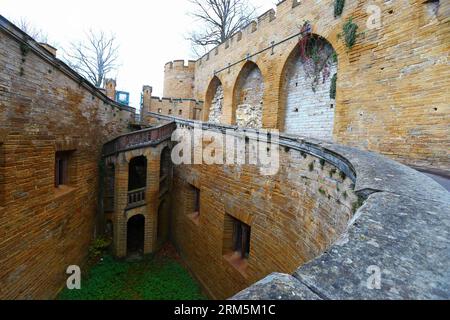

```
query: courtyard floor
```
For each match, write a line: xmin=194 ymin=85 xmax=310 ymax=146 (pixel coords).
xmin=58 ymin=244 xmax=206 ymax=300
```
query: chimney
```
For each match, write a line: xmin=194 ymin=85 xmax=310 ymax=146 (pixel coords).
xmin=39 ymin=43 xmax=57 ymax=57
xmin=104 ymin=79 xmax=116 ymax=101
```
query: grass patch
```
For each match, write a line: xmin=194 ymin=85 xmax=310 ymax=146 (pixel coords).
xmin=58 ymin=254 xmax=206 ymax=300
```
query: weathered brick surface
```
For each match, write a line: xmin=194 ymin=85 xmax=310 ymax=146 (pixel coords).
xmin=0 ymin=24 xmax=134 ymax=299
xmin=170 ymin=148 xmax=357 ymax=299
xmin=282 ymin=42 xmax=337 ymax=140
xmin=162 ymin=0 xmax=449 ymax=170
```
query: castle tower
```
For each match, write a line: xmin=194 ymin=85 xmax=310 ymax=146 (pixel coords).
xmin=163 ymin=60 xmax=196 ymax=99
xmin=104 ymin=79 xmax=116 ymax=101
xmin=141 ymin=85 xmax=153 ymax=114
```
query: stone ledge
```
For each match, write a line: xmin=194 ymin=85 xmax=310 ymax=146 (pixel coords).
xmin=230 ymin=273 xmax=322 ymax=300
xmin=146 ymin=114 xmax=450 ymax=300
xmin=229 ymin=139 xmax=450 ymax=300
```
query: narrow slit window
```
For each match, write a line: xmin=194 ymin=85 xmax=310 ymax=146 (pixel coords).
xmin=55 ymin=151 xmax=70 ymax=187
xmin=193 ymin=186 xmax=200 ymax=214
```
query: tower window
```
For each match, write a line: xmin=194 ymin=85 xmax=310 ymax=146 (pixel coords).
xmin=55 ymin=151 xmax=72 ymax=187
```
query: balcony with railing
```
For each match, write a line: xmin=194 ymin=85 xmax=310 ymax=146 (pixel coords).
xmin=127 ymin=187 xmax=146 ymax=210
xmin=102 ymin=121 xmax=176 ymax=157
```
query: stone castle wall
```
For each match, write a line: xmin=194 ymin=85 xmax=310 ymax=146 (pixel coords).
xmin=161 ymin=0 xmax=449 ymax=171
xmin=0 ymin=17 xmax=134 ymax=299
xmin=141 ymin=84 xmax=203 ymax=123
xmin=170 ymin=143 xmax=358 ymax=299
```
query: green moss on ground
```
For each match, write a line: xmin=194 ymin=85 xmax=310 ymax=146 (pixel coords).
xmin=58 ymin=254 xmax=206 ymax=300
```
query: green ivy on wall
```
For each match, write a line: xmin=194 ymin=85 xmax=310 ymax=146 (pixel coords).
xmin=334 ymin=0 xmax=345 ymax=17
xmin=338 ymin=17 xmax=360 ymax=49
xmin=330 ymin=74 xmax=337 ymax=99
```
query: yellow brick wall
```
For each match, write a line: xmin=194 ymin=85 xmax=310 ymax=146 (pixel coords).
xmin=171 ymin=149 xmax=358 ymax=299
xmin=0 ymin=26 xmax=134 ymax=299
xmin=167 ymin=0 xmax=449 ymax=170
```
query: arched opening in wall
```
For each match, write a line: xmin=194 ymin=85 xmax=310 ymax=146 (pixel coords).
xmin=232 ymin=61 xmax=265 ymax=128
xmin=280 ymin=35 xmax=338 ymax=141
xmin=205 ymin=76 xmax=224 ymax=123
xmin=157 ymin=200 xmax=170 ymax=248
xmin=128 ymin=156 xmax=147 ymax=208
xmin=127 ymin=214 xmax=145 ymax=256
xmin=104 ymin=163 xmax=115 ymax=213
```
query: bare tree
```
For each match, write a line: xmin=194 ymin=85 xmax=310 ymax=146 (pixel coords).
xmin=64 ymin=30 xmax=120 ymax=88
xmin=188 ymin=0 xmax=257 ymax=56
xmin=15 ymin=17 xmax=49 ymax=43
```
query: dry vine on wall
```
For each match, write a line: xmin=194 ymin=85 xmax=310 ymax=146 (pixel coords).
xmin=298 ymin=21 xmax=336 ymax=93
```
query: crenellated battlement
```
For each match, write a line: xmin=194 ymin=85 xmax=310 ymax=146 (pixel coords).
xmin=163 ymin=59 xmax=196 ymax=99
xmin=150 ymin=96 xmax=203 ymax=104
xmin=164 ymin=59 xmax=196 ymax=72
xmin=196 ymin=0 xmax=304 ymax=68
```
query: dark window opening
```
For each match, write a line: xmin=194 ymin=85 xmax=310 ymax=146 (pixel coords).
xmin=187 ymin=184 xmax=200 ymax=224
xmin=127 ymin=215 xmax=145 ymax=256
xmin=232 ymin=218 xmax=251 ymax=259
xmin=55 ymin=151 xmax=72 ymax=187
xmin=193 ymin=186 xmax=200 ymax=214
xmin=179 ymin=110 xmax=183 ymax=116
xmin=128 ymin=156 xmax=147 ymax=191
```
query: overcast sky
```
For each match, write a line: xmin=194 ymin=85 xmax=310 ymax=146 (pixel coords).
xmin=1 ymin=0 xmax=275 ymax=110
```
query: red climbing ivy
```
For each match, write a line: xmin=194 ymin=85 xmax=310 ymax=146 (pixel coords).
xmin=298 ymin=21 xmax=336 ymax=92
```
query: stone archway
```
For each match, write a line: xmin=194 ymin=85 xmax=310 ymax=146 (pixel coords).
xmin=127 ymin=214 xmax=145 ymax=256
xmin=279 ymin=34 xmax=338 ymax=141
xmin=232 ymin=61 xmax=265 ymax=128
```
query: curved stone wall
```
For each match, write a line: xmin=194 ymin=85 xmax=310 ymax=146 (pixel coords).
xmin=146 ymin=113 xmax=450 ymax=300
xmin=232 ymin=141 xmax=450 ymax=300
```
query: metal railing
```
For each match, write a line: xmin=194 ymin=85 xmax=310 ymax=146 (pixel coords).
xmin=102 ymin=121 xmax=176 ymax=157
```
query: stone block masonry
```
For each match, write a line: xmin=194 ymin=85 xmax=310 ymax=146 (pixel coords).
xmin=179 ymin=0 xmax=450 ymax=171
xmin=170 ymin=137 xmax=358 ymax=299
xmin=0 ymin=16 xmax=134 ymax=299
